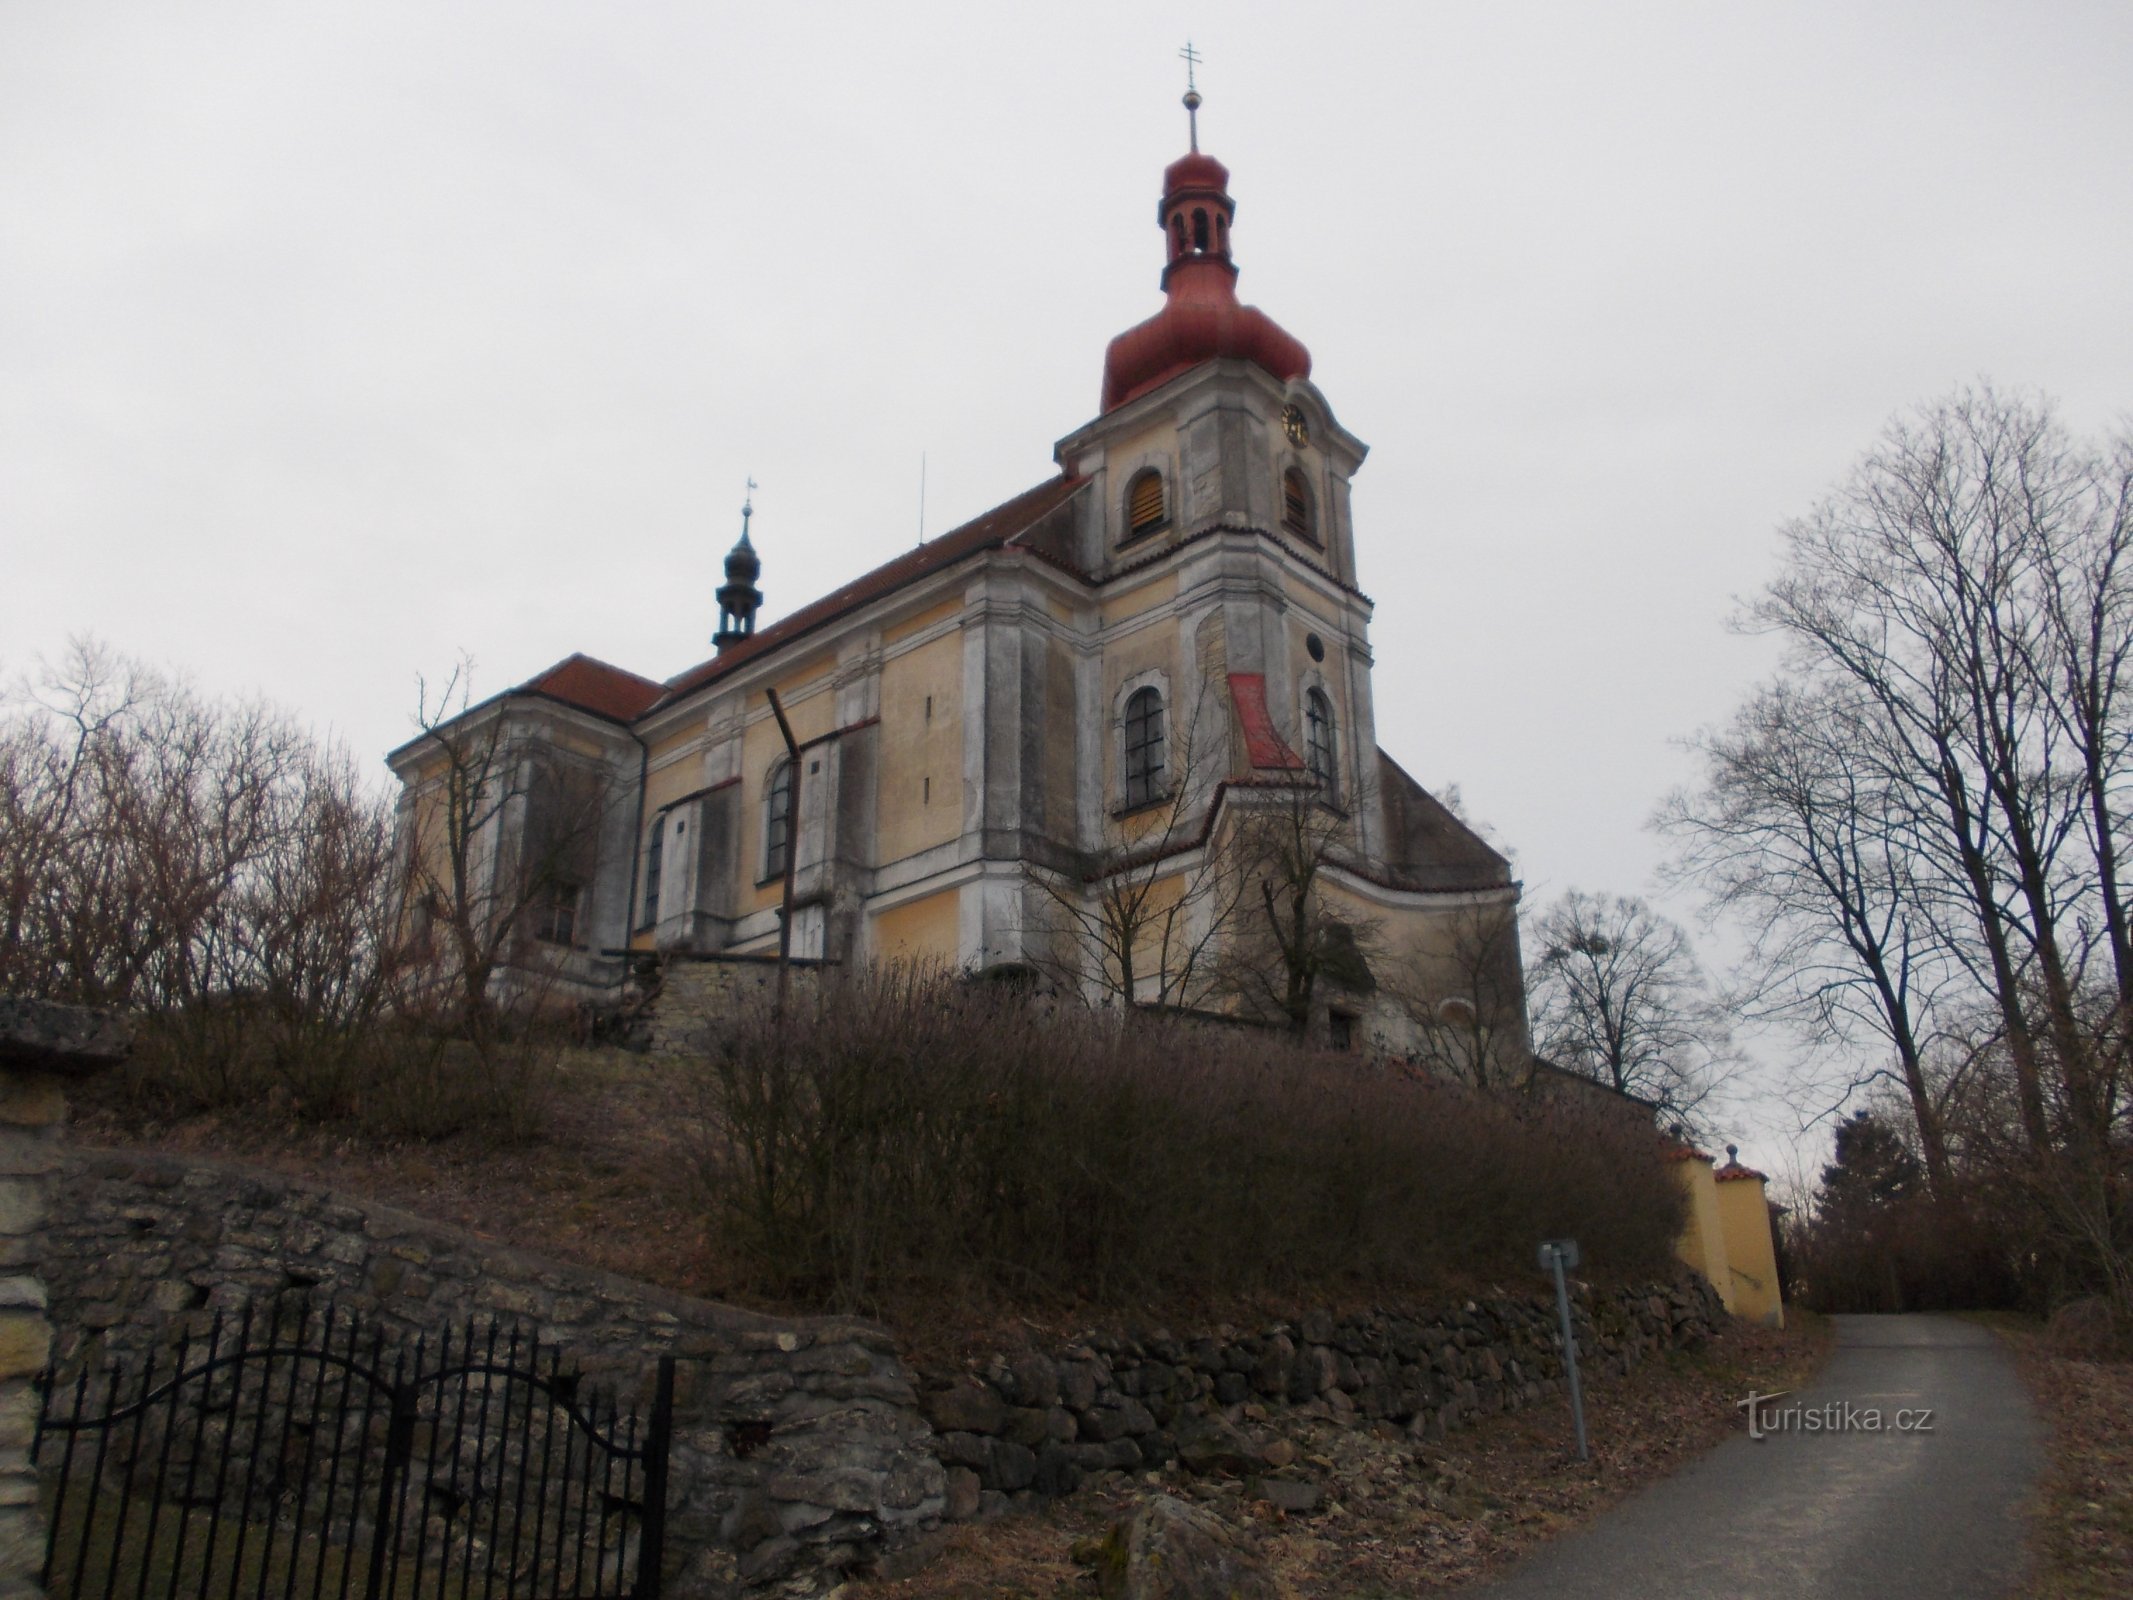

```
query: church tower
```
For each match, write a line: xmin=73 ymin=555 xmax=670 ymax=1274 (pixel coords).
xmin=1051 ymin=81 xmax=1381 ymax=857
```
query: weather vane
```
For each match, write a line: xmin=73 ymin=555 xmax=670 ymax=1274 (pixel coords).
xmin=1179 ymin=41 xmax=1204 ymax=151
xmin=741 ymin=476 xmax=757 ymax=536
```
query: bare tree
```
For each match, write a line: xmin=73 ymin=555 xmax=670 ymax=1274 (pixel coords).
xmin=1658 ymin=681 xmax=1963 ymax=1192
xmin=1381 ymin=897 xmax=1531 ymax=1089
xmin=1525 ymin=889 xmax=1732 ymax=1131
xmin=397 ymin=660 xmax=612 ymax=1023
xmin=1667 ymin=384 xmax=2133 ymax=1317
xmin=1215 ymin=779 xmax=1381 ymax=1036
xmin=0 ymin=640 xmax=308 ymax=1008
xmin=1748 ymin=387 xmax=2133 ymax=1162
xmin=1028 ymin=686 xmax=1247 ymax=1010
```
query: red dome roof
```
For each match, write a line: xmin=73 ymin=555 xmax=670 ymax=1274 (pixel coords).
xmin=1102 ymin=265 xmax=1310 ymax=412
xmin=1162 ymin=150 xmax=1230 ymax=194
xmin=1100 ymin=144 xmax=1310 ymax=413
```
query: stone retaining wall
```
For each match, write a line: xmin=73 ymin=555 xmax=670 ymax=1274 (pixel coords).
xmin=639 ymin=955 xmax=833 ymax=1060
xmin=39 ymin=1145 xmax=1727 ymax=1591
xmin=40 ymin=1150 xmax=943 ymax=1595
xmin=924 ymin=1279 xmax=1727 ymax=1513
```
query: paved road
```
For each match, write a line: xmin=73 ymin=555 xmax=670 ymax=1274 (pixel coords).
xmin=1472 ymin=1314 xmax=2043 ymax=1599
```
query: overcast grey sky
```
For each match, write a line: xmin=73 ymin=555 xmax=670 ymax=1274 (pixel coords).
xmin=6 ymin=2 xmax=2130 ymax=1169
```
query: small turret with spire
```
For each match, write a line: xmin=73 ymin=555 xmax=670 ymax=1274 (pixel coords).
xmin=714 ymin=482 xmax=763 ymax=652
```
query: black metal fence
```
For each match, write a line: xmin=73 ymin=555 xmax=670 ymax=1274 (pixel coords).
xmin=33 ymin=1305 xmax=673 ymax=1600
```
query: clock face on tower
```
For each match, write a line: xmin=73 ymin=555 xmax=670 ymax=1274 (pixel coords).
xmin=1280 ymin=404 xmax=1310 ymax=447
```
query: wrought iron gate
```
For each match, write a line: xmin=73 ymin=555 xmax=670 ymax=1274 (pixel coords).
xmin=33 ymin=1305 xmax=672 ymax=1600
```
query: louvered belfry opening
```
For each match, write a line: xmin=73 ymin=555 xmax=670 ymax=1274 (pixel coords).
xmin=1282 ymin=468 xmax=1314 ymax=541
xmin=1126 ymin=470 xmax=1168 ymax=539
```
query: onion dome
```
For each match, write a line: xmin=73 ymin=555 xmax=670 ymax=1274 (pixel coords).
xmin=714 ymin=491 xmax=763 ymax=651
xmin=1101 ymin=98 xmax=1310 ymax=413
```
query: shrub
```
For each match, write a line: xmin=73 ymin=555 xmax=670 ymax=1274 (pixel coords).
xmin=681 ymin=966 xmax=1687 ymax=1313
xmin=119 ymin=1000 xmax=564 ymax=1146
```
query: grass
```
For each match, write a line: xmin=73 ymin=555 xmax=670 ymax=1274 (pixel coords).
xmin=1971 ymin=1314 xmax=2133 ymax=1599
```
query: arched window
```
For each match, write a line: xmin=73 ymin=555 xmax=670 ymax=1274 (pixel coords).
xmin=1192 ymin=208 xmax=1209 ymax=252
xmin=1123 ymin=687 xmax=1166 ymax=809
xmin=765 ymin=759 xmax=794 ymax=879
xmin=1282 ymin=468 xmax=1316 ymax=542
xmin=1305 ymin=689 xmax=1337 ymax=794
xmin=640 ymin=816 xmax=665 ymax=930
xmin=1125 ymin=469 xmax=1168 ymax=541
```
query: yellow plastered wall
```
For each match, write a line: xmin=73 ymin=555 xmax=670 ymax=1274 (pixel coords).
xmin=1101 ymin=574 xmax=1178 ymax=630
xmin=1716 ymin=1174 xmax=1786 ymax=1328
xmin=642 ymin=725 xmax=707 ymax=815
xmin=876 ymin=628 xmax=965 ymax=865
xmin=1672 ymin=1154 xmax=1736 ymax=1313
xmin=736 ymin=673 xmax=836 ymax=918
xmin=1120 ymin=871 xmax=1189 ymax=998
xmin=870 ymin=889 xmax=961 ymax=966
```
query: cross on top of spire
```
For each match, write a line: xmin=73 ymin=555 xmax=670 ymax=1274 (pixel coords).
xmin=1179 ymin=41 xmax=1203 ymax=151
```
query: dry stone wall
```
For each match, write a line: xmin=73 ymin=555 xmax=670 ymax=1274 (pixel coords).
xmin=639 ymin=955 xmax=832 ymax=1060
xmin=37 ymin=1144 xmax=1726 ymax=1592
xmin=39 ymin=1150 xmax=943 ymax=1595
xmin=922 ymin=1279 xmax=1727 ymax=1513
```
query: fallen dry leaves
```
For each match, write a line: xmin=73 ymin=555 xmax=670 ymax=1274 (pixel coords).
xmin=851 ymin=1314 xmax=1828 ymax=1599
xmin=1982 ymin=1319 xmax=2133 ymax=1600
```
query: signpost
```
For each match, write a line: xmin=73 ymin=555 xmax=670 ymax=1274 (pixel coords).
xmin=1538 ymin=1238 xmax=1589 ymax=1461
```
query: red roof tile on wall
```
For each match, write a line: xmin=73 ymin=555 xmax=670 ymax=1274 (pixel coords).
xmin=1228 ymin=672 xmax=1305 ymax=770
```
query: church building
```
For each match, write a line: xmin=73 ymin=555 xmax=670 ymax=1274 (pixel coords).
xmin=388 ymin=90 xmax=1526 ymax=1061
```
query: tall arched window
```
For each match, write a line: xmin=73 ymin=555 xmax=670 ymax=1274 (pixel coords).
xmin=1305 ymin=689 xmax=1337 ymax=795
xmin=1125 ymin=469 xmax=1168 ymax=541
xmin=1123 ymin=687 xmax=1166 ymax=809
xmin=764 ymin=759 xmax=794 ymax=879
xmin=1282 ymin=468 xmax=1316 ymax=543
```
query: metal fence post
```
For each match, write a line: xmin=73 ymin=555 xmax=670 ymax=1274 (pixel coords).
xmin=1539 ymin=1238 xmax=1590 ymax=1462
xmin=633 ymin=1357 xmax=676 ymax=1600
xmin=364 ymin=1379 xmax=418 ymax=1600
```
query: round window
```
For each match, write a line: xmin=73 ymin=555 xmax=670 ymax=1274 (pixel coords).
xmin=1305 ymin=633 xmax=1326 ymax=662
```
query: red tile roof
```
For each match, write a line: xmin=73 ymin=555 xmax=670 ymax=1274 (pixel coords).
xmin=519 ymin=653 xmax=665 ymax=723
xmin=1227 ymin=672 xmax=1305 ymax=769
xmin=650 ymin=475 xmax=1085 ymax=714
xmin=1715 ymin=1164 xmax=1770 ymax=1184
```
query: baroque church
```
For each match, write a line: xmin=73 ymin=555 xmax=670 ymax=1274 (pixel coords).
xmin=389 ymin=90 xmax=1526 ymax=1061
